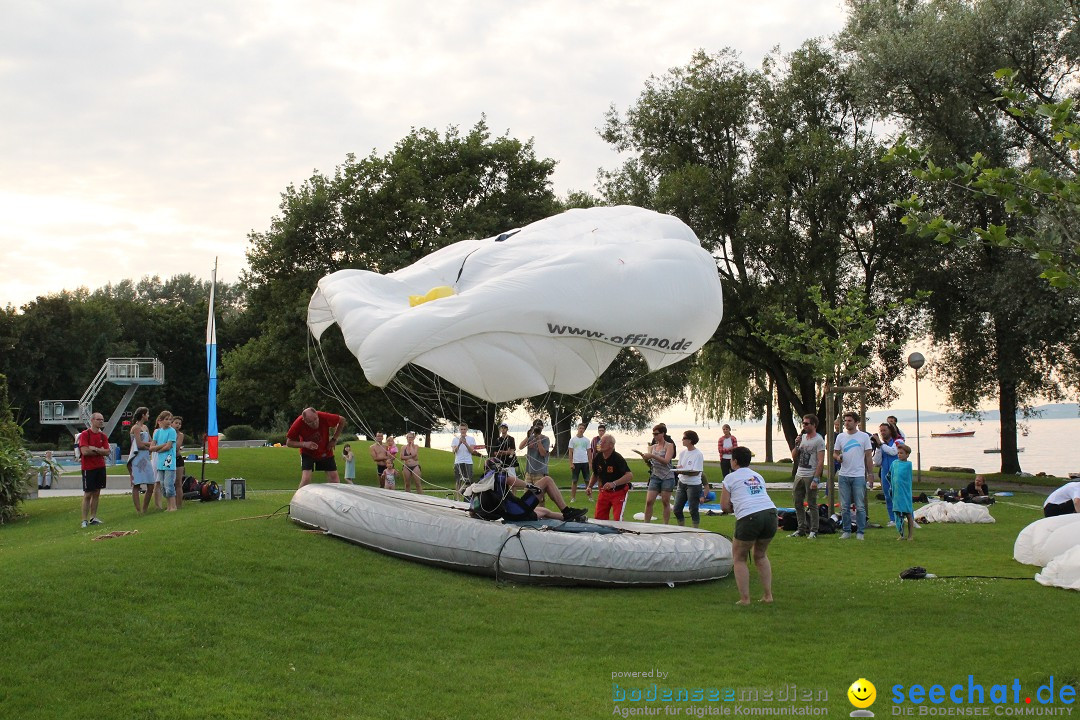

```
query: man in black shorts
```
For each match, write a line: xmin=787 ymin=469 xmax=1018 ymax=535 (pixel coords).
xmin=286 ymin=407 xmax=346 ymax=488
xmin=78 ymin=412 xmax=111 ymax=528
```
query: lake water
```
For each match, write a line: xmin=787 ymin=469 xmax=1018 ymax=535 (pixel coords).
xmin=425 ymin=416 xmax=1075 ymax=477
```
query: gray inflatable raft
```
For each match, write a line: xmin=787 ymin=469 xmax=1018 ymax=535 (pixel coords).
xmin=290 ymin=484 xmax=733 ymax=586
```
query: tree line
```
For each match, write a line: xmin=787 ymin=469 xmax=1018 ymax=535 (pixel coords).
xmin=4 ymin=0 xmax=1080 ymax=473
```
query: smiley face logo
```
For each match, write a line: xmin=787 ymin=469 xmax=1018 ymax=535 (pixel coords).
xmin=848 ymin=678 xmax=877 ymax=709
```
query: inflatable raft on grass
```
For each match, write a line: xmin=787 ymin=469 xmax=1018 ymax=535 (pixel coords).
xmin=290 ymin=484 xmax=733 ymax=587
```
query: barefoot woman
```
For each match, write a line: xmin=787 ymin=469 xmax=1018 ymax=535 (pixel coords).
xmin=721 ymin=446 xmax=777 ymax=605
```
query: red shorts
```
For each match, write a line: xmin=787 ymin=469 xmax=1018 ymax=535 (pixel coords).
xmin=594 ymin=486 xmax=630 ymax=521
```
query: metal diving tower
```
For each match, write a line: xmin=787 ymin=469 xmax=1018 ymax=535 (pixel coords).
xmin=39 ymin=357 xmax=165 ymax=438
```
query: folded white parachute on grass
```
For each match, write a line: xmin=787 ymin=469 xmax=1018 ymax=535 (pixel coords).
xmin=1013 ymin=514 xmax=1080 ymax=567
xmin=1014 ymin=515 xmax=1080 ymax=591
xmin=307 ymin=206 xmax=724 ymax=403
xmin=1035 ymin=544 xmax=1080 ymax=590
xmin=913 ymin=501 xmax=995 ymax=524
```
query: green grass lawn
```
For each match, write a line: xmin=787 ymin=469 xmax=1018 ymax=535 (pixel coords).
xmin=2 ymin=445 xmax=1076 ymax=720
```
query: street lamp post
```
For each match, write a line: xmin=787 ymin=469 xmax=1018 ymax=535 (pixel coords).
xmin=907 ymin=352 xmax=926 ymax=485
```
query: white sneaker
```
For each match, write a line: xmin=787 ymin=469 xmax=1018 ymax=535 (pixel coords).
xmin=807 ymin=532 xmax=817 ymax=539
xmin=839 ymin=532 xmax=851 ymax=540
xmin=856 ymin=533 xmax=865 ymax=541
xmin=886 ymin=521 xmax=896 ymax=528
xmin=913 ymin=521 xmax=922 ymax=529
xmin=81 ymin=520 xmax=88 ymax=528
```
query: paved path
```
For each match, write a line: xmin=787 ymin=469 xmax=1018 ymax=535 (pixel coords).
xmin=29 ymin=487 xmax=131 ymax=498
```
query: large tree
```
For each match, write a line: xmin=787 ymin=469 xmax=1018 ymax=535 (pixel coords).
xmin=600 ymin=42 xmax=918 ymax=447
xmin=840 ymin=0 xmax=1080 ymax=472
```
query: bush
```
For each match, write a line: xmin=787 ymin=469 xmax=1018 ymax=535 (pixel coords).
xmin=0 ymin=374 xmax=32 ymax=524
xmin=25 ymin=442 xmax=57 ymax=452
xmin=221 ymin=425 xmax=259 ymax=441
xmin=265 ymin=432 xmax=288 ymax=446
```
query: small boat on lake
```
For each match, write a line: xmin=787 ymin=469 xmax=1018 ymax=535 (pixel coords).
xmin=931 ymin=427 xmax=975 ymax=438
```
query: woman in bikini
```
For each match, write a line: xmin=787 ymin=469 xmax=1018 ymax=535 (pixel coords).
xmin=400 ymin=431 xmax=423 ymax=494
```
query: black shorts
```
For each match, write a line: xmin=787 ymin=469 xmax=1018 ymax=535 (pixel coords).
xmin=376 ymin=463 xmax=386 ymax=477
xmin=301 ymin=455 xmax=337 ymax=472
xmin=82 ymin=466 xmax=107 ymax=493
xmin=502 ymin=492 xmax=541 ymax=521
xmin=734 ymin=508 xmax=778 ymax=541
xmin=1043 ymin=500 xmax=1077 ymax=517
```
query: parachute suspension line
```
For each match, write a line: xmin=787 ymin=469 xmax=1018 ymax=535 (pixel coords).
xmin=315 ymin=339 xmax=377 ymax=440
xmin=306 ymin=332 xmax=376 ymax=439
xmin=570 ymin=359 xmax=677 ymax=430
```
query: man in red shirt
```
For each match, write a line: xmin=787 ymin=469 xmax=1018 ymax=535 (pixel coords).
xmin=79 ymin=412 xmax=111 ymax=528
xmin=286 ymin=407 xmax=347 ymax=488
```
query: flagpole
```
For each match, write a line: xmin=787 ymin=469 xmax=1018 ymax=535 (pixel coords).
xmin=201 ymin=257 xmax=219 ymax=483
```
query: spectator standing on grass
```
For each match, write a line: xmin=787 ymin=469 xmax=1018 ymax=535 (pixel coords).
xmin=401 ymin=431 xmax=423 ymax=494
xmin=490 ymin=422 xmax=518 ymax=477
xmin=590 ymin=424 xmax=607 ymax=465
xmin=790 ymin=414 xmax=825 ymax=539
xmin=127 ymin=407 xmax=155 ymax=514
xmin=635 ymin=423 xmax=675 ymax=524
xmin=721 ymin=446 xmax=777 ymax=605
xmin=452 ymin=423 xmax=480 ymax=497
xmin=285 ymin=407 xmax=345 ymax=489
xmin=586 ymin=435 xmax=633 ymax=521
xmin=566 ymin=423 xmax=591 ymax=503
xmin=149 ymin=410 xmax=178 ymax=512
xmin=672 ymin=429 xmax=706 ymax=528
xmin=887 ymin=415 xmax=906 ymax=442
xmin=833 ymin=412 xmax=874 ymax=540
xmin=519 ymin=419 xmax=550 ymax=486
xmin=79 ymin=412 xmax=110 ymax=528
xmin=381 ymin=459 xmax=398 ymax=490
xmin=887 ymin=444 xmax=915 ymax=540
xmin=831 ymin=417 xmax=843 ymax=476
xmin=370 ymin=432 xmax=388 ymax=488
xmin=877 ymin=423 xmax=900 ymax=527
xmin=718 ymin=425 xmax=738 ymax=477
xmin=342 ymin=444 xmax=356 ymax=484
xmin=172 ymin=416 xmax=186 ymax=509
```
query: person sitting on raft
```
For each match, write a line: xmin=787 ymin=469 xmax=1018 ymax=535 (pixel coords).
xmin=470 ymin=458 xmax=588 ymax=523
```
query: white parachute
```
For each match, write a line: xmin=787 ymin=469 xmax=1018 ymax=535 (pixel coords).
xmin=1013 ymin=514 xmax=1080 ymax=567
xmin=307 ymin=206 xmax=724 ymax=403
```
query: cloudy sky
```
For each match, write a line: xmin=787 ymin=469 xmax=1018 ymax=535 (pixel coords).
xmin=0 ymin=0 xmax=850 ymax=308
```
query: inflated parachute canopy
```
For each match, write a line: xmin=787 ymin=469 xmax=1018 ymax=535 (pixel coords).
xmin=307 ymin=205 xmax=724 ymax=403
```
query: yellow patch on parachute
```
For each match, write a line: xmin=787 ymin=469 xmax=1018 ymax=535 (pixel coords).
xmin=409 ymin=285 xmax=455 ymax=307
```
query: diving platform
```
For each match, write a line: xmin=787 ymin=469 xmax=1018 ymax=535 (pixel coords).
xmin=39 ymin=357 xmax=165 ymax=438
